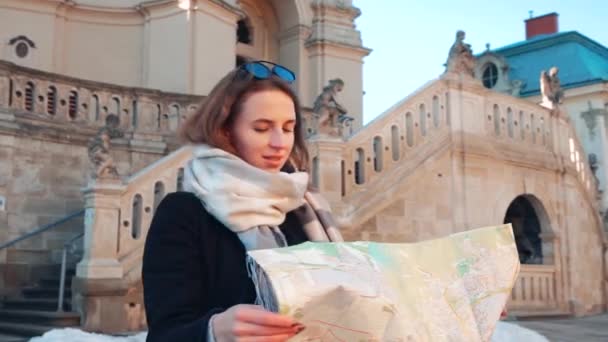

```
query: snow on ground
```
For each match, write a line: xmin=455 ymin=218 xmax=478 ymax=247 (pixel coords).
xmin=28 ymin=322 xmax=550 ymax=341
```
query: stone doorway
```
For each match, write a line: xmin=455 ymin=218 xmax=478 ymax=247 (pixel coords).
xmin=503 ymin=195 xmax=552 ymax=265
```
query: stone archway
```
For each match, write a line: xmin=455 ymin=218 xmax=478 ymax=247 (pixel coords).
xmin=503 ymin=194 xmax=564 ymax=314
xmin=503 ymin=194 xmax=554 ymax=265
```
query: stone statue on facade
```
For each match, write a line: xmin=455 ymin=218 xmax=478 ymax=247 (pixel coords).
xmin=88 ymin=114 xmax=124 ymax=179
xmin=540 ymin=66 xmax=564 ymax=106
xmin=312 ymin=78 xmax=353 ymax=137
xmin=589 ymin=153 xmax=602 ymax=199
xmin=445 ymin=30 xmax=476 ymax=77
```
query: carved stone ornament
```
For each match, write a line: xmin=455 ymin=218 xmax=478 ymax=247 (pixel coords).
xmin=311 ymin=78 xmax=353 ymax=138
xmin=580 ymin=101 xmax=607 ymax=140
xmin=87 ymin=114 xmax=124 ymax=179
xmin=444 ymin=30 xmax=476 ymax=77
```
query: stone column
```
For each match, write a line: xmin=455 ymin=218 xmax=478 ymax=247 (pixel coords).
xmin=76 ymin=178 xmax=125 ymax=279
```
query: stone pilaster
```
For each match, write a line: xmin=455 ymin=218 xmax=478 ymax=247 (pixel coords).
xmin=310 ymin=136 xmax=346 ymax=215
xmin=76 ymin=178 xmax=125 ymax=279
xmin=306 ymin=0 xmax=370 ymax=130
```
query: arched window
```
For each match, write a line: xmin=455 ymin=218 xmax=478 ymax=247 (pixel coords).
xmin=373 ymin=136 xmax=383 ymax=172
xmin=405 ymin=112 xmax=414 ymax=147
xmin=432 ymin=96 xmax=440 ymax=128
xmin=507 ymin=107 xmax=514 ymax=138
xmin=482 ymin=63 xmax=498 ymax=89
xmin=355 ymin=148 xmax=365 ymax=185
xmin=24 ymin=82 xmax=35 ymax=111
xmin=132 ymin=100 xmax=138 ymax=128
xmin=391 ymin=125 xmax=400 ymax=161
xmin=237 ymin=18 xmax=253 ymax=45
xmin=176 ymin=167 xmax=184 ymax=191
xmin=419 ymin=104 xmax=427 ymax=136
xmin=68 ymin=91 xmax=78 ymax=119
xmin=493 ymin=104 xmax=500 ymax=136
xmin=153 ymin=182 xmax=165 ymax=212
xmin=312 ymin=157 xmax=319 ymax=188
xmin=47 ymin=86 xmax=57 ymax=116
xmin=131 ymin=194 xmax=143 ymax=239
xmin=91 ymin=94 xmax=100 ymax=121
xmin=235 ymin=1 xmax=279 ymax=65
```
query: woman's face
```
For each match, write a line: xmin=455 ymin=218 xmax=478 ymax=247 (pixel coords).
xmin=228 ymin=89 xmax=296 ymax=173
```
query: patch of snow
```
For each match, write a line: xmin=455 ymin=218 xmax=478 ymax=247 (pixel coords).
xmin=28 ymin=328 xmax=147 ymax=342
xmin=29 ymin=322 xmax=549 ymax=342
xmin=491 ymin=321 xmax=550 ymax=342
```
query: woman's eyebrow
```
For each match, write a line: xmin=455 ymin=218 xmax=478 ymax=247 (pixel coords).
xmin=253 ymin=119 xmax=296 ymax=124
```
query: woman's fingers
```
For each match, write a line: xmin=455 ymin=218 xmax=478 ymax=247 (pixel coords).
xmin=233 ymin=321 xmax=302 ymax=337
xmin=234 ymin=305 xmax=298 ymax=328
xmin=238 ymin=334 xmax=295 ymax=342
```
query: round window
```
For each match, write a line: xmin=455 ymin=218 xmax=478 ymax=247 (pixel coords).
xmin=482 ymin=63 xmax=498 ymax=89
xmin=15 ymin=41 xmax=29 ymax=58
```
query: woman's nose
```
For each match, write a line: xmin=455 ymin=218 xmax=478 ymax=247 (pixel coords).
xmin=269 ymin=130 xmax=287 ymax=148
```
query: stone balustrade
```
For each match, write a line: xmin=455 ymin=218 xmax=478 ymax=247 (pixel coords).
xmin=509 ymin=265 xmax=560 ymax=312
xmin=76 ymin=146 xmax=193 ymax=282
xmin=308 ymin=80 xmax=451 ymax=204
xmin=0 ymin=60 xmax=203 ymax=133
xmin=306 ymin=78 xmax=598 ymax=219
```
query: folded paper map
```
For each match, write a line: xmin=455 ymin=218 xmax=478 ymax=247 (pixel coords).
xmin=247 ymin=224 xmax=520 ymax=342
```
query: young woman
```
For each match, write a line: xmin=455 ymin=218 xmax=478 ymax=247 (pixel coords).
xmin=142 ymin=61 xmax=342 ymax=342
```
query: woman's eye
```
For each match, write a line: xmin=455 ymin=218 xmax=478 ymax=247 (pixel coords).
xmin=253 ymin=127 xmax=268 ymax=132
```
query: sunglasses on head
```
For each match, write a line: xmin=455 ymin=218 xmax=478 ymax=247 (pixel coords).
xmin=236 ymin=60 xmax=296 ymax=84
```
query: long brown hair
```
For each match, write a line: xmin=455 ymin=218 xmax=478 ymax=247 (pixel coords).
xmin=180 ymin=68 xmax=309 ymax=171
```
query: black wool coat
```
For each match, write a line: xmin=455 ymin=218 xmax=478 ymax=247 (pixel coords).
xmin=142 ymin=192 xmax=309 ymax=342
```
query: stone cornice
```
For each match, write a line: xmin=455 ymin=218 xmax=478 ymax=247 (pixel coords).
xmin=194 ymin=0 xmax=244 ymax=26
xmin=305 ymin=39 xmax=371 ymax=60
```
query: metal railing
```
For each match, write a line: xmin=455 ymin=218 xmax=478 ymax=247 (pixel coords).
xmin=58 ymin=232 xmax=84 ymax=312
xmin=0 ymin=209 xmax=85 ymax=312
xmin=0 ymin=210 xmax=85 ymax=250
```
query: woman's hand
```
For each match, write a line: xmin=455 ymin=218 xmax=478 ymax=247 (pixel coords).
xmin=212 ymin=304 xmax=304 ymax=342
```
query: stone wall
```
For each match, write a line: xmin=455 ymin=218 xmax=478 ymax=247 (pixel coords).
xmin=0 ymin=60 xmax=203 ymax=295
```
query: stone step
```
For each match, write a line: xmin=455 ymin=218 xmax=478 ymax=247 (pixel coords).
xmin=0 ymin=322 xmax=58 ymax=339
xmin=0 ymin=309 xmax=80 ymax=327
xmin=37 ymin=269 xmax=76 ymax=288
xmin=22 ymin=286 xmax=72 ymax=299
xmin=2 ymin=298 xmax=71 ymax=312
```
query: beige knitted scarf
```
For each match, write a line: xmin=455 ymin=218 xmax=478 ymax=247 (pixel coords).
xmin=183 ymin=144 xmax=342 ymax=250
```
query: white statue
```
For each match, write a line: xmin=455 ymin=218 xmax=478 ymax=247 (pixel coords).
xmin=540 ymin=66 xmax=564 ymax=106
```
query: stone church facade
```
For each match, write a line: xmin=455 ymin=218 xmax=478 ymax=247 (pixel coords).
xmin=0 ymin=0 xmax=606 ymax=336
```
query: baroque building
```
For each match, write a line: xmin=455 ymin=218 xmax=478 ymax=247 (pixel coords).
xmin=0 ymin=1 xmax=606 ymax=338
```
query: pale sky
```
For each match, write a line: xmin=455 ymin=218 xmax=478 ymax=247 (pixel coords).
xmin=352 ymin=0 xmax=608 ymax=123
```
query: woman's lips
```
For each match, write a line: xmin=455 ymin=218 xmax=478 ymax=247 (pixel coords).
xmin=263 ymin=156 xmax=284 ymax=167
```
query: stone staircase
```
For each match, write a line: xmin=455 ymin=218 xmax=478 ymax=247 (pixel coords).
xmin=0 ymin=263 xmax=80 ymax=340
xmin=0 ymin=248 xmax=80 ymax=342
